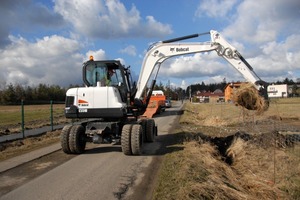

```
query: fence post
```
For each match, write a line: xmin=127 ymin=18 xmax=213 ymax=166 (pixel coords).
xmin=21 ymin=100 xmax=25 ymax=138
xmin=50 ymin=100 xmax=53 ymax=131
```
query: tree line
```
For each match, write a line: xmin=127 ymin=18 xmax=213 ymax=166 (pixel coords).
xmin=187 ymin=81 xmax=227 ymax=96
xmin=1 ymin=77 xmax=299 ymax=105
xmin=0 ymin=84 xmax=70 ymax=105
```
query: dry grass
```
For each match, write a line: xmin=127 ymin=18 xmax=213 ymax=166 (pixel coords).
xmin=232 ymin=83 xmax=268 ymax=115
xmin=180 ymin=97 xmax=300 ymax=129
xmin=0 ymin=130 xmax=61 ymax=161
xmin=154 ymin=99 xmax=300 ymax=200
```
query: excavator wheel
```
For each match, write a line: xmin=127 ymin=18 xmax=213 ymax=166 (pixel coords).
xmin=145 ymin=119 xmax=155 ymax=142
xmin=121 ymin=124 xmax=133 ymax=155
xmin=131 ymin=124 xmax=143 ymax=155
xmin=140 ymin=119 xmax=148 ymax=142
xmin=69 ymin=125 xmax=86 ymax=154
xmin=154 ymin=125 xmax=158 ymax=136
xmin=61 ymin=125 xmax=73 ymax=154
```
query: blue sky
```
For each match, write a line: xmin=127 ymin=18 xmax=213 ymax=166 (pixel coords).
xmin=0 ymin=0 xmax=299 ymax=90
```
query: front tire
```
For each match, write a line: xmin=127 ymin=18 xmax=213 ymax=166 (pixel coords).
xmin=121 ymin=124 xmax=133 ymax=155
xmin=69 ymin=125 xmax=86 ymax=154
xmin=131 ymin=124 xmax=143 ymax=155
xmin=61 ymin=125 xmax=72 ymax=154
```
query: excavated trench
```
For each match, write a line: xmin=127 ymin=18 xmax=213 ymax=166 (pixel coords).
xmin=200 ymin=131 xmax=300 ymax=165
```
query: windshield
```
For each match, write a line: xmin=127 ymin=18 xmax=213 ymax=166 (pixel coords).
xmin=84 ymin=61 xmax=125 ymax=87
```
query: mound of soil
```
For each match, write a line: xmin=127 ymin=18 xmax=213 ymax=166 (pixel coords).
xmin=232 ymin=83 xmax=268 ymax=114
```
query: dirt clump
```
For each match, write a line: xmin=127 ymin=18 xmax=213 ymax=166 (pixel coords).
xmin=232 ymin=83 xmax=268 ymax=114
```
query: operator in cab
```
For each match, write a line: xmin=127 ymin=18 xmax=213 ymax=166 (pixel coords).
xmin=86 ymin=65 xmax=115 ymax=86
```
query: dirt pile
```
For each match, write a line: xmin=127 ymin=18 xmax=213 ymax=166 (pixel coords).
xmin=232 ymin=83 xmax=268 ymax=114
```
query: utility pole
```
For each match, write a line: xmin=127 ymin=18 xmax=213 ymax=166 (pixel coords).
xmin=189 ymin=85 xmax=192 ymax=101
xmin=168 ymin=80 xmax=170 ymax=99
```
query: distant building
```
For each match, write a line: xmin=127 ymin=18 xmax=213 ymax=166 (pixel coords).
xmin=224 ymin=82 xmax=244 ymax=102
xmin=194 ymin=89 xmax=224 ymax=103
xmin=267 ymin=84 xmax=288 ymax=98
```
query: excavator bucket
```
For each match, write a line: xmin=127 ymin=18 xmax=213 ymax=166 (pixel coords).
xmin=232 ymin=83 xmax=268 ymax=114
xmin=142 ymin=90 xmax=166 ymax=118
xmin=142 ymin=100 xmax=159 ymax=118
xmin=142 ymin=99 xmax=165 ymax=118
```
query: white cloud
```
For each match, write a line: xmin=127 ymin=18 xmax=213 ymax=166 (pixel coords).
xmin=0 ymin=0 xmax=64 ymax=47
xmin=0 ymin=35 xmax=84 ymax=87
xmin=248 ymin=34 xmax=300 ymax=80
xmin=119 ymin=45 xmax=137 ymax=56
xmin=222 ymin=0 xmax=300 ymax=44
xmin=1 ymin=0 xmax=299 ymax=90
xmin=54 ymin=0 xmax=172 ymax=39
xmin=85 ymin=49 xmax=107 ymax=61
xmin=191 ymin=0 xmax=300 ymax=84
xmin=160 ymin=53 xmax=228 ymax=78
xmin=180 ymin=80 xmax=187 ymax=89
xmin=195 ymin=0 xmax=239 ymax=18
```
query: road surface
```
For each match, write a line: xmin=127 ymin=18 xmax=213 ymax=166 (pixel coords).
xmin=0 ymin=102 xmax=184 ymax=200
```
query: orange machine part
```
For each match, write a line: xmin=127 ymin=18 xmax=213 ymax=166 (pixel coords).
xmin=142 ymin=94 xmax=166 ymax=118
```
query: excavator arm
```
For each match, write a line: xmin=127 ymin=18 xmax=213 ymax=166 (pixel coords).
xmin=134 ymin=30 xmax=268 ymax=100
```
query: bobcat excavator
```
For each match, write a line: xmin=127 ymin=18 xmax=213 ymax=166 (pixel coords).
xmin=61 ymin=30 xmax=268 ymax=155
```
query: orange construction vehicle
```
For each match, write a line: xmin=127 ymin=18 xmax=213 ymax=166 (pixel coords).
xmin=143 ymin=90 xmax=166 ymax=118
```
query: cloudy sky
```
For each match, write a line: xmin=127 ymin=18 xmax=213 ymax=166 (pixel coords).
xmin=0 ymin=0 xmax=299 ymax=89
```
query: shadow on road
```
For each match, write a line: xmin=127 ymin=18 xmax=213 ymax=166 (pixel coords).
xmin=143 ymin=131 xmax=186 ymax=156
xmin=84 ymin=145 xmax=122 ymax=154
xmin=83 ymin=131 xmax=186 ymax=156
xmin=153 ymin=109 xmax=184 ymax=118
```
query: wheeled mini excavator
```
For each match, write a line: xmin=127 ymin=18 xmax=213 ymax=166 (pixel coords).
xmin=61 ymin=30 xmax=268 ymax=155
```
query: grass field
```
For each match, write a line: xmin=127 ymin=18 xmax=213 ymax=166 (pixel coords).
xmin=153 ymin=98 xmax=300 ymax=200
xmin=180 ymin=98 xmax=300 ymax=127
xmin=0 ymin=104 xmax=67 ymax=133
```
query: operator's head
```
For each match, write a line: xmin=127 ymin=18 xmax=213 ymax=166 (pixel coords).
xmin=108 ymin=69 xmax=114 ymax=76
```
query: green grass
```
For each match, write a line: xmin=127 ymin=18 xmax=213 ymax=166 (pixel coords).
xmin=0 ymin=104 xmax=65 ymax=128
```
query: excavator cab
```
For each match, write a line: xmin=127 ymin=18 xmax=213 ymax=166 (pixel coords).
xmin=65 ymin=59 xmax=132 ymax=120
xmin=83 ymin=59 xmax=125 ymax=88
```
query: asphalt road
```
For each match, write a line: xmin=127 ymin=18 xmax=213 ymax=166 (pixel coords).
xmin=0 ymin=102 xmax=184 ymax=200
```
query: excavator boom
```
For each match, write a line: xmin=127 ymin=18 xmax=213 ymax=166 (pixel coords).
xmin=135 ymin=30 xmax=267 ymax=100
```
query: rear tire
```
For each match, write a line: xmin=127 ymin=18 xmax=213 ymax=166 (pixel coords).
xmin=131 ymin=124 xmax=143 ymax=155
xmin=121 ymin=124 xmax=133 ymax=155
xmin=140 ymin=119 xmax=148 ymax=142
xmin=61 ymin=125 xmax=72 ymax=154
xmin=146 ymin=119 xmax=155 ymax=142
xmin=69 ymin=125 xmax=86 ymax=154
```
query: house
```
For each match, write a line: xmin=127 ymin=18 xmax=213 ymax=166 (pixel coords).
xmin=194 ymin=89 xmax=224 ymax=103
xmin=224 ymin=82 xmax=244 ymax=102
xmin=267 ymin=84 xmax=288 ymax=98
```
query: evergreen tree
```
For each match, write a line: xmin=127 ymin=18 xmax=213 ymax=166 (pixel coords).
xmin=2 ymin=84 xmax=17 ymax=104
